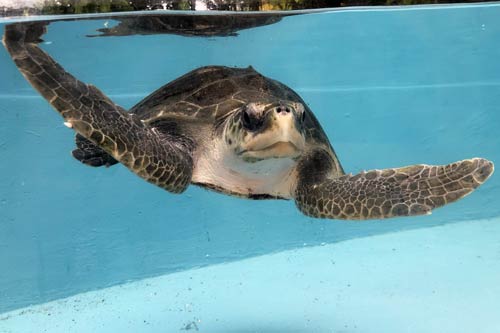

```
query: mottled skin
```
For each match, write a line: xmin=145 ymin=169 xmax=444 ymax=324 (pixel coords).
xmin=3 ymin=22 xmax=494 ymax=220
xmin=295 ymin=150 xmax=493 ymax=219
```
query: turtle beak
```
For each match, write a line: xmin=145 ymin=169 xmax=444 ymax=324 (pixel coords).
xmin=239 ymin=102 xmax=306 ymax=161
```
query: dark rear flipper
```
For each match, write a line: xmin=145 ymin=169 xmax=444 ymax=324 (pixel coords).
xmin=72 ymin=134 xmax=118 ymax=167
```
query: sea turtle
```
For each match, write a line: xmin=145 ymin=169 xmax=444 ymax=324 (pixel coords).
xmin=3 ymin=22 xmax=494 ymax=220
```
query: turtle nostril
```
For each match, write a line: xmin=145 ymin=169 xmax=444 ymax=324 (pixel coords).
xmin=276 ymin=106 xmax=292 ymax=115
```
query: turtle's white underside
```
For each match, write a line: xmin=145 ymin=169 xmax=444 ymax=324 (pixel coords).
xmin=192 ymin=139 xmax=298 ymax=198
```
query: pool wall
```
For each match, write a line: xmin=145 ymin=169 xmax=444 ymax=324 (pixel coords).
xmin=1 ymin=3 xmax=499 ymax=313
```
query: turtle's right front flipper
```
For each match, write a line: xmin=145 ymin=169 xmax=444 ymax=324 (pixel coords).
xmin=2 ymin=22 xmax=193 ymax=193
xmin=294 ymin=150 xmax=494 ymax=220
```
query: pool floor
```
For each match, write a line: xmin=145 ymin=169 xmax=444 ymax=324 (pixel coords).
xmin=1 ymin=217 xmax=499 ymax=333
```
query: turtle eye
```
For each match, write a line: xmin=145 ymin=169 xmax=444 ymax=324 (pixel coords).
xmin=242 ymin=110 xmax=252 ymax=128
xmin=241 ymin=107 xmax=262 ymax=131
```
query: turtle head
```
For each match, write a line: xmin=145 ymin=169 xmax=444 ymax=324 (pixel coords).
xmin=224 ymin=101 xmax=307 ymax=162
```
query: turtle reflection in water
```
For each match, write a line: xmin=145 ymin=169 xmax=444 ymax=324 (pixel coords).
xmin=3 ymin=22 xmax=494 ymax=220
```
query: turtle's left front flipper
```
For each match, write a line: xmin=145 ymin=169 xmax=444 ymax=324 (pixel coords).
xmin=2 ymin=22 xmax=193 ymax=193
xmin=294 ymin=150 xmax=494 ymax=220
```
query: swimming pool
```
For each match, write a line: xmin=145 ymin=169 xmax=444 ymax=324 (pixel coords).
xmin=1 ymin=3 xmax=499 ymax=332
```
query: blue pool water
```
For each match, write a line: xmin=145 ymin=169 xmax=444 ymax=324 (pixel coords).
xmin=1 ymin=3 xmax=500 ymax=332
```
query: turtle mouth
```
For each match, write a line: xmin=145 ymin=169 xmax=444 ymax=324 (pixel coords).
xmin=238 ymin=141 xmax=302 ymax=161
